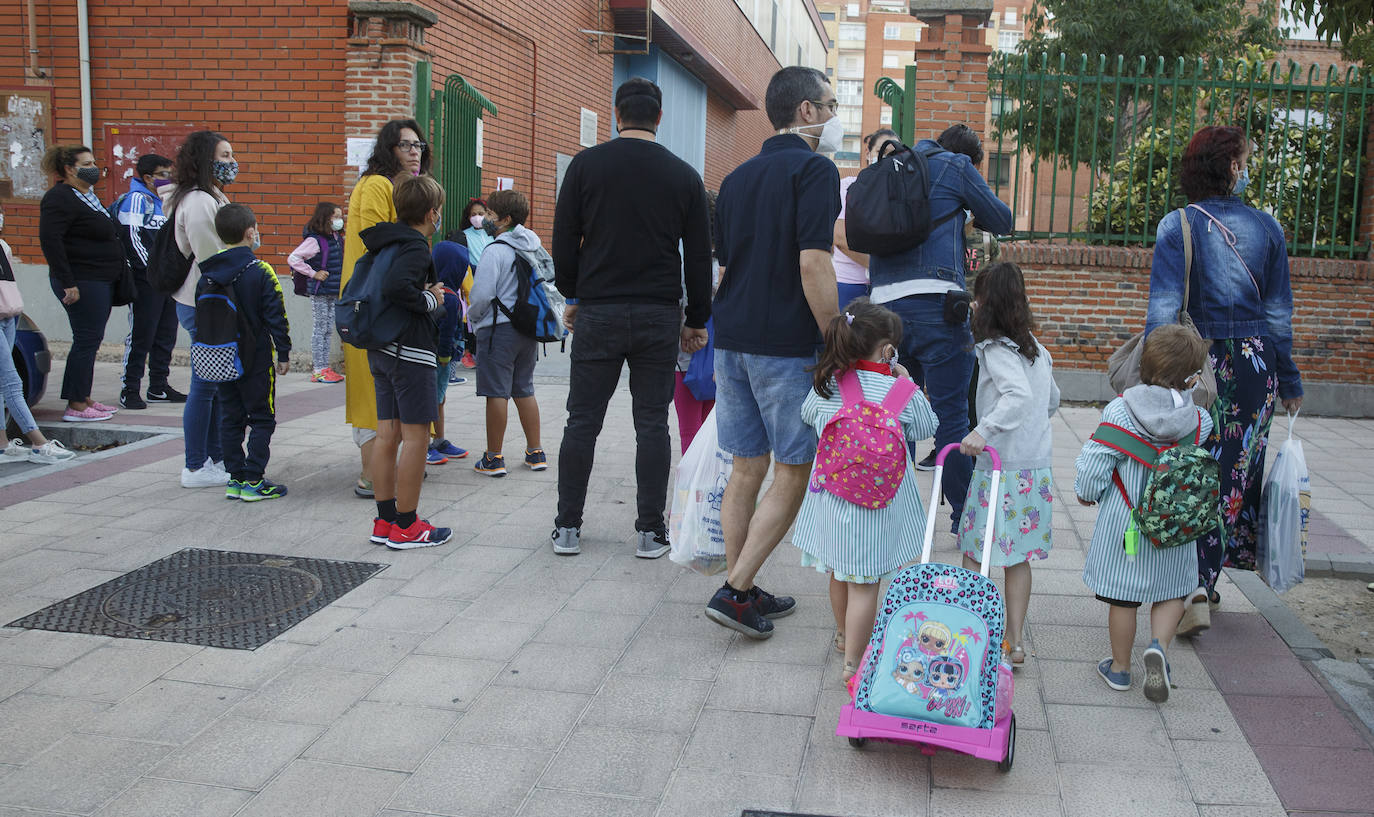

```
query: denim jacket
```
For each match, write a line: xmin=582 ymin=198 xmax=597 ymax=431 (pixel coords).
xmin=1145 ymin=197 xmax=1301 ymax=398
xmin=868 ymin=140 xmax=1014 ymax=291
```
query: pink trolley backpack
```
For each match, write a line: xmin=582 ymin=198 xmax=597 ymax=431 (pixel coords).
xmin=836 ymin=443 xmax=1017 ymax=771
xmin=809 ymin=369 xmax=917 ymax=509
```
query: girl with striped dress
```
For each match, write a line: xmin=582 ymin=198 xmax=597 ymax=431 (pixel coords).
xmin=1075 ymin=325 xmax=1213 ymax=704
xmin=956 ymin=262 xmax=1060 ymax=668
xmin=792 ymin=299 xmax=937 ymax=682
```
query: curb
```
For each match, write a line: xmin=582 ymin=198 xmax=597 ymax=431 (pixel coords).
xmin=1227 ymin=568 xmax=1335 ymax=661
xmin=1305 ymin=552 xmax=1374 ymax=581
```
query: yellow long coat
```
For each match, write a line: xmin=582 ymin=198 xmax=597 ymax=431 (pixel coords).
xmin=340 ymin=173 xmax=396 ymax=430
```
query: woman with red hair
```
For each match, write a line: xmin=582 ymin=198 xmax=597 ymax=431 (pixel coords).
xmin=1144 ymin=125 xmax=1303 ymax=637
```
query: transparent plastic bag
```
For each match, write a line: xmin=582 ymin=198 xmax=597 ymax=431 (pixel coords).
xmin=1258 ymin=412 xmax=1310 ymax=593
xmin=668 ymin=409 xmax=731 ymax=575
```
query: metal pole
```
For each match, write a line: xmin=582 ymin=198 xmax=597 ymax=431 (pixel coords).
xmin=77 ymin=0 xmax=93 ymax=147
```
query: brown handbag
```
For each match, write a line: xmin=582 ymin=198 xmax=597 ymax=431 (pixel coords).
xmin=1107 ymin=208 xmax=1218 ymax=407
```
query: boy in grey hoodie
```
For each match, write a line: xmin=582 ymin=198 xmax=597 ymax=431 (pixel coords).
xmin=467 ymin=189 xmax=547 ymax=477
xmin=1075 ymin=325 xmax=1214 ymax=704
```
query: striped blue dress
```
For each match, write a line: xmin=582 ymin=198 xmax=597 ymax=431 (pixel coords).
xmin=1076 ymin=399 xmax=1213 ymax=603
xmin=791 ymin=370 xmax=939 ymax=583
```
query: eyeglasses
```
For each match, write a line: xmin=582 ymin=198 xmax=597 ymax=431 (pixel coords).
xmin=810 ymin=99 xmax=839 ymax=114
xmin=396 ymin=141 xmax=427 ymax=153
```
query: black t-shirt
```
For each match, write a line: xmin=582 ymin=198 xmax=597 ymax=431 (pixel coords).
xmin=713 ymin=134 xmax=841 ymax=357
xmin=552 ymin=138 xmax=712 ymax=328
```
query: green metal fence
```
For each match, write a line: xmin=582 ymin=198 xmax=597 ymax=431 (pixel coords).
xmin=986 ymin=52 xmax=1374 ymax=258
xmin=428 ymin=73 xmax=498 ymax=237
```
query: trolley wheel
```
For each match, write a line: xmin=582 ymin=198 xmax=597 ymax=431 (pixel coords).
xmin=997 ymin=713 xmax=1016 ymax=772
xmin=848 ymin=737 xmax=867 ymax=749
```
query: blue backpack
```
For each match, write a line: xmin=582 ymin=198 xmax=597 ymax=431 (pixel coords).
xmin=490 ymin=241 xmax=564 ymax=344
xmin=189 ymin=263 xmax=253 ymax=382
xmin=336 ymin=245 xmax=410 ymax=350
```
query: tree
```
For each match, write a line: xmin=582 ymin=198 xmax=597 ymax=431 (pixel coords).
xmin=992 ymin=1 xmax=1282 ymax=168
xmin=1285 ymin=0 xmax=1374 ymax=46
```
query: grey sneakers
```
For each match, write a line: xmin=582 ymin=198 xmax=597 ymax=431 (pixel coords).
xmin=635 ymin=530 xmax=671 ymax=559
xmin=551 ymin=526 xmax=581 ymax=555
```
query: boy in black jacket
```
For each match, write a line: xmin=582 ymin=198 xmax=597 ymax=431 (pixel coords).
xmin=361 ymin=175 xmax=452 ymax=549
xmin=198 ymin=204 xmax=291 ymax=501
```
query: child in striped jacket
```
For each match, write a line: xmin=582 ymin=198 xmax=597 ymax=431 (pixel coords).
xmin=791 ymin=298 xmax=937 ymax=683
xmin=1075 ymin=324 xmax=1213 ymax=704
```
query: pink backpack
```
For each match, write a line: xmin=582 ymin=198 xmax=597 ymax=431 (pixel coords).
xmin=809 ymin=369 xmax=918 ymax=509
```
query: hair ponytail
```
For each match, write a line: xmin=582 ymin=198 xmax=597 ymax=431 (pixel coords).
xmin=811 ymin=297 xmax=903 ymax=398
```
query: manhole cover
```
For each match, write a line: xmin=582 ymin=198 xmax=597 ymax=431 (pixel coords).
xmin=6 ymin=548 xmax=387 ymax=650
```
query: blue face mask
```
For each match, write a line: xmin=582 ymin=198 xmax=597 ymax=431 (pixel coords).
xmin=1232 ymin=167 xmax=1249 ymax=196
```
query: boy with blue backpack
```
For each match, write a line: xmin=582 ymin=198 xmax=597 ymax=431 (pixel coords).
xmin=467 ymin=189 xmax=554 ymax=477
xmin=194 ymin=204 xmax=291 ymax=501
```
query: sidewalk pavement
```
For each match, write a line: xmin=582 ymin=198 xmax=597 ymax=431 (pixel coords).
xmin=0 ymin=359 xmax=1371 ymax=817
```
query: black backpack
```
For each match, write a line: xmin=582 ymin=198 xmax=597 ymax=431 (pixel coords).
xmin=189 ymin=264 xmax=253 ymax=382
xmin=845 ymin=142 xmax=958 ymax=256
xmin=148 ymin=208 xmax=194 ymax=294
xmin=335 ymin=245 xmax=410 ymax=350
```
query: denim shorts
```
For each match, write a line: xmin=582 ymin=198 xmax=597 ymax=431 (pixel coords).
xmin=714 ymin=348 xmax=818 ymax=465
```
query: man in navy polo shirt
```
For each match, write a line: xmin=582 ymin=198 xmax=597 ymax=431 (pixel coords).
xmin=704 ymin=66 xmax=842 ymax=639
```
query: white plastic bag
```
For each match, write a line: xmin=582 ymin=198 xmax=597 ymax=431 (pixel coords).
xmin=669 ymin=409 xmax=731 ymax=575
xmin=1258 ymin=412 xmax=1310 ymax=593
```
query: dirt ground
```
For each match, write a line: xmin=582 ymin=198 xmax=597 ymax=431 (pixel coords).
xmin=1281 ymin=577 xmax=1374 ymax=661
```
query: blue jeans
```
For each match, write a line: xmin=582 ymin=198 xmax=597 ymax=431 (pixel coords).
xmin=0 ymin=317 xmax=38 ymax=434
xmin=886 ymin=294 xmax=975 ymax=531
xmin=176 ymin=302 xmax=223 ymax=469
xmin=714 ymin=348 xmax=818 ymax=466
xmin=52 ymin=278 xmax=114 ymax=403
xmin=837 ymin=282 xmax=870 ymax=310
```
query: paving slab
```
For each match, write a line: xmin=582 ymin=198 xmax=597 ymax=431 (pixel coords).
xmin=92 ymin=779 xmax=254 ymax=817
xmin=387 ymin=742 xmax=551 ymax=817
xmin=234 ymin=760 xmax=407 ymax=817
xmin=0 ymin=733 xmax=171 ymax=814
xmin=147 ymin=716 xmax=323 ymax=789
xmin=540 ymin=724 xmax=686 ymax=799
xmin=446 ymin=686 xmax=590 ymax=749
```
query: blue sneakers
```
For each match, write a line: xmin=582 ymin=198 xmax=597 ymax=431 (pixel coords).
xmin=431 ymin=439 xmax=468 ymax=459
xmin=426 ymin=448 xmax=449 ymax=466
xmin=225 ymin=479 xmax=244 ymax=500
xmin=705 ymin=585 xmax=774 ymax=639
xmin=1097 ymin=658 xmax=1131 ymax=691
xmin=1142 ymin=639 xmax=1172 ymax=703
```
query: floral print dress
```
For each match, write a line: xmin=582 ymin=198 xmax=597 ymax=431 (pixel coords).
xmin=958 ymin=467 xmax=1054 ymax=567
xmin=1198 ymin=336 xmax=1277 ymax=589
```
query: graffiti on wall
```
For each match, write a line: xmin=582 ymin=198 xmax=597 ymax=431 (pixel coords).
xmin=103 ymin=124 xmax=194 ymax=199
xmin=0 ymin=88 xmax=52 ymax=200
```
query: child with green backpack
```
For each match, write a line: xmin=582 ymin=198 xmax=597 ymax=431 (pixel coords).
xmin=1075 ymin=324 xmax=1217 ymax=704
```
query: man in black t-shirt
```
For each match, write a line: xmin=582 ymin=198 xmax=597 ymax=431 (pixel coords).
xmin=550 ymin=77 xmax=712 ymax=560
xmin=704 ymin=66 xmax=842 ymax=640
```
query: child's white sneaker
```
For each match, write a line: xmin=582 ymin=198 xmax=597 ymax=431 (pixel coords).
xmin=3 ymin=439 xmax=28 ymax=459
xmin=28 ymin=440 xmax=76 ymax=464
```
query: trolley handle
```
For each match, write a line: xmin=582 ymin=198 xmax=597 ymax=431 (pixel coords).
xmin=919 ymin=443 xmax=1003 ymax=578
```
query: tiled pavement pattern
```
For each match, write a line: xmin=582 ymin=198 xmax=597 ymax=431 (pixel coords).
xmin=0 ymin=360 xmax=1370 ymax=816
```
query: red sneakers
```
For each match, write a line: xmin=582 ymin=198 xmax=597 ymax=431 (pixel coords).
xmin=369 ymin=518 xmax=392 ymax=545
xmin=387 ymin=519 xmax=453 ymax=550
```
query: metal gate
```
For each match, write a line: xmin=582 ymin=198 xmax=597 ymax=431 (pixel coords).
xmin=429 ymin=72 xmax=498 ymax=236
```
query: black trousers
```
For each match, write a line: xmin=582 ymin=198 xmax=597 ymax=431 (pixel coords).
xmin=556 ymin=303 xmax=680 ymax=532
xmin=122 ymin=275 xmax=178 ymax=393
xmin=218 ymin=364 xmax=277 ymax=482
xmin=52 ymin=278 xmax=115 ymax=402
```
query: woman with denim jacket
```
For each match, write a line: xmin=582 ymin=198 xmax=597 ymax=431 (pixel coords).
xmin=1144 ymin=126 xmax=1303 ymax=637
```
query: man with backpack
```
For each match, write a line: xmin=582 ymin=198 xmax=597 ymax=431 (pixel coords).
xmin=549 ymin=77 xmax=712 ymax=559
xmin=857 ymin=124 xmax=1012 ymax=535
xmin=466 ymin=189 xmax=551 ymax=480
xmin=193 ymin=204 xmax=291 ymax=501
xmin=113 ymin=154 xmax=186 ymax=409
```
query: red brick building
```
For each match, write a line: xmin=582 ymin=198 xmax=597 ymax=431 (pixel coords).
xmin=0 ymin=0 xmax=827 ymax=262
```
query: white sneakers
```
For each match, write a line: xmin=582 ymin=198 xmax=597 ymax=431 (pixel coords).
xmin=4 ymin=438 xmax=78 ymax=465
xmin=181 ymin=458 xmax=230 ymax=488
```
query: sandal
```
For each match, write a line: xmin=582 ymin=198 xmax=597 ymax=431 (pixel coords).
xmin=1009 ymin=644 xmax=1026 ymax=665
xmin=832 ymin=630 xmax=845 ymax=654
xmin=841 ymin=661 xmax=857 ymax=682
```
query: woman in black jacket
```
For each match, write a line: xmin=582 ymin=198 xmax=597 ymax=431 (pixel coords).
xmin=38 ymin=145 xmax=126 ymax=422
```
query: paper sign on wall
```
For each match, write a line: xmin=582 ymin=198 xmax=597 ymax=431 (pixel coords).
xmin=496 ymin=177 xmax=514 ymax=191
xmin=475 ymin=119 xmax=484 ymax=168
xmin=346 ymin=137 xmax=373 ymax=173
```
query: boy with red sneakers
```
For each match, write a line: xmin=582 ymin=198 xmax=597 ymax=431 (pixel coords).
xmin=363 ymin=174 xmax=452 ymax=549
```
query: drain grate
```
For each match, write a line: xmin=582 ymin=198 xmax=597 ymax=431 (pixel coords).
xmin=6 ymin=548 xmax=387 ymax=650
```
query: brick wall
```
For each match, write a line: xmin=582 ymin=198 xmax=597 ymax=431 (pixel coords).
xmin=908 ymin=12 xmax=992 ymax=144
xmin=1 ymin=0 xmax=781 ymax=262
xmin=1003 ymin=243 xmax=1374 ymax=386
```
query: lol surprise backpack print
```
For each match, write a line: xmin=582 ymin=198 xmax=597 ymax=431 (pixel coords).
xmin=808 ymin=369 xmax=917 ymax=509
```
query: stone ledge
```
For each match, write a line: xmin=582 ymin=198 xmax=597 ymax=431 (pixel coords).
xmin=347 ymin=0 xmax=438 ymax=26
xmin=1227 ymin=568 xmax=1336 ymax=660
xmin=1002 ymin=241 xmax=1374 ymax=281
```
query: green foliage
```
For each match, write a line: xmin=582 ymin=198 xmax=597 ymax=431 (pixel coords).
xmin=1285 ymin=0 xmax=1374 ymax=46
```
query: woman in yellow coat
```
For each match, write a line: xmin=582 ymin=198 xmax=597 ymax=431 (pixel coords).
xmin=341 ymin=120 xmax=432 ymax=497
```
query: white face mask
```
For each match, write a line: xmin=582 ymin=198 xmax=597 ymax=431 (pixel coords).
xmin=793 ymin=115 xmax=845 ymax=154
xmin=330 ymin=218 xmax=344 ymax=232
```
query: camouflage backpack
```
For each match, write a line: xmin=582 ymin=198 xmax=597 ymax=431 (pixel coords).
xmin=1089 ymin=413 xmax=1221 ymax=551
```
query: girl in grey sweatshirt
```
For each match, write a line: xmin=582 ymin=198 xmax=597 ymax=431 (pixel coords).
xmin=955 ymin=262 xmax=1060 ymax=668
